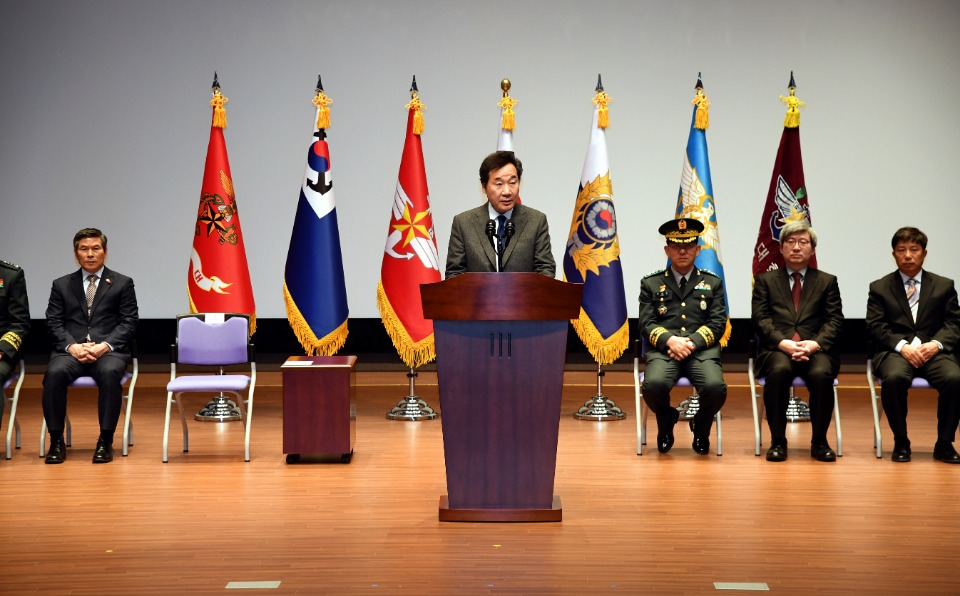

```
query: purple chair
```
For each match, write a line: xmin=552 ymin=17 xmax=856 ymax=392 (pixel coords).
xmin=3 ymin=360 xmax=25 ymax=459
xmin=633 ymin=338 xmax=723 ymax=456
xmin=748 ymin=341 xmax=842 ymax=457
xmin=163 ymin=313 xmax=255 ymax=462
xmin=39 ymin=354 xmax=139 ymax=457
xmin=866 ymin=358 xmax=932 ymax=459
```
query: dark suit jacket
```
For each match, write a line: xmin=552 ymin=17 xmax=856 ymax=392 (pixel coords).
xmin=0 ymin=261 xmax=30 ymax=362
xmin=45 ymin=267 xmax=138 ymax=360
xmin=638 ymin=268 xmax=726 ymax=362
xmin=444 ymin=203 xmax=555 ymax=278
xmin=752 ymin=267 xmax=844 ymax=369
xmin=867 ymin=270 xmax=960 ymax=368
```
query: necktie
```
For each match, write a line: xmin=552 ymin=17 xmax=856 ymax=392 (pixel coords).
xmin=496 ymin=214 xmax=507 ymax=242
xmin=85 ymin=274 xmax=98 ymax=315
xmin=679 ymin=275 xmax=687 ymax=293
xmin=906 ymin=278 xmax=919 ymax=321
xmin=791 ymin=271 xmax=802 ymax=341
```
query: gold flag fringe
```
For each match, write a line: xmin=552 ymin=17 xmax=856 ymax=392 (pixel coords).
xmin=498 ymin=96 xmax=517 ymax=131
xmin=692 ymin=89 xmax=710 ymax=130
xmin=780 ymin=89 xmax=806 ymax=129
xmin=187 ymin=290 xmax=257 ymax=337
xmin=405 ymin=95 xmax=426 ymax=135
xmin=592 ymin=91 xmax=611 ymax=129
xmin=376 ymin=281 xmax=436 ymax=368
xmin=719 ymin=317 xmax=732 ymax=348
xmin=210 ymin=90 xmax=228 ymax=129
xmin=571 ymin=309 xmax=630 ymax=366
xmin=283 ymin=282 xmax=347 ymax=356
xmin=312 ymin=90 xmax=332 ymax=129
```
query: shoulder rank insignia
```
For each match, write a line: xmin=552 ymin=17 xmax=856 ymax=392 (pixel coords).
xmin=697 ymin=268 xmax=719 ymax=278
xmin=643 ymin=269 xmax=666 ymax=279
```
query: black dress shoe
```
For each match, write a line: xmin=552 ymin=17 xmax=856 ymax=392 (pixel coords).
xmin=766 ymin=442 xmax=788 ymax=462
xmin=692 ymin=436 xmax=710 ymax=455
xmin=811 ymin=442 xmax=837 ymax=462
xmin=891 ymin=444 xmax=912 ymax=463
xmin=92 ymin=439 xmax=114 ymax=464
xmin=45 ymin=438 xmax=67 ymax=464
xmin=656 ymin=408 xmax=681 ymax=454
xmin=933 ymin=441 xmax=960 ymax=464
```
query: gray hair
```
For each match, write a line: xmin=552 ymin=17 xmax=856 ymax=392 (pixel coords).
xmin=779 ymin=220 xmax=817 ymax=249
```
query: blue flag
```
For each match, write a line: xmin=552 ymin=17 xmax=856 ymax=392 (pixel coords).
xmin=672 ymin=80 xmax=731 ymax=345
xmin=563 ymin=89 xmax=628 ymax=365
xmin=283 ymin=87 xmax=348 ymax=355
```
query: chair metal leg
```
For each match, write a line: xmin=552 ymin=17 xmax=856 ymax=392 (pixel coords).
xmin=749 ymin=359 xmax=761 ymax=456
xmin=867 ymin=361 xmax=883 ymax=458
xmin=162 ymin=391 xmax=174 ymax=462
xmin=634 ymin=358 xmax=643 ymax=455
xmin=243 ymin=388 xmax=254 ymax=463
xmin=175 ymin=392 xmax=189 ymax=453
xmin=716 ymin=410 xmax=723 ymax=456
xmin=833 ymin=387 xmax=843 ymax=456
xmin=4 ymin=372 xmax=24 ymax=459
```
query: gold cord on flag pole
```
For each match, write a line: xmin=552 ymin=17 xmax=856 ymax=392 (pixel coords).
xmin=593 ymin=74 xmax=611 ymax=129
xmin=210 ymin=71 xmax=228 ymax=129
xmin=780 ymin=71 xmax=806 ymax=129
xmin=313 ymin=90 xmax=332 ymax=129
xmin=498 ymin=78 xmax=517 ymax=131
xmin=692 ymin=82 xmax=710 ymax=130
xmin=406 ymin=76 xmax=426 ymax=136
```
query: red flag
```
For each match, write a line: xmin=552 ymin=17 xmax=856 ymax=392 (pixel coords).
xmin=188 ymin=78 xmax=256 ymax=332
xmin=377 ymin=87 xmax=441 ymax=368
xmin=752 ymin=83 xmax=813 ymax=276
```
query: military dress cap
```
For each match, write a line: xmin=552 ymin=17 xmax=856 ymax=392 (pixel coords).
xmin=658 ymin=218 xmax=704 ymax=244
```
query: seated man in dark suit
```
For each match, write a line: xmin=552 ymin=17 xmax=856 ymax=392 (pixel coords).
xmin=639 ymin=218 xmax=727 ymax=455
xmin=445 ymin=151 xmax=555 ymax=278
xmin=752 ymin=220 xmax=843 ymax=462
xmin=1 ymin=259 xmax=30 ymax=428
xmin=42 ymin=228 xmax=138 ymax=464
xmin=867 ymin=226 xmax=960 ymax=464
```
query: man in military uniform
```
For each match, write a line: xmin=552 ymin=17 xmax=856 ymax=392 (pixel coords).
xmin=1 ymin=259 xmax=30 ymax=428
xmin=639 ymin=218 xmax=727 ymax=455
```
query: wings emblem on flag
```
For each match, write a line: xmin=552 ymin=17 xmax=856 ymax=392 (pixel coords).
xmin=566 ymin=172 xmax=619 ymax=279
xmin=383 ymin=182 xmax=440 ymax=271
xmin=768 ymin=175 xmax=810 ymax=240
xmin=678 ymin=156 xmax=721 ymax=257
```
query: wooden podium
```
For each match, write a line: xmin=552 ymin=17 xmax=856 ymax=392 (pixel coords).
xmin=421 ymin=273 xmax=582 ymax=522
xmin=281 ymin=356 xmax=357 ymax=463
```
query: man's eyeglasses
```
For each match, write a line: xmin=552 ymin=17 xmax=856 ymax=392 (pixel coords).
xmin=783 ymin=238 xmax=811 ymax=248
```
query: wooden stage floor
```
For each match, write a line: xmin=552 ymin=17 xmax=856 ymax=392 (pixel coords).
xmin=1 ymin=370 xmax=959 ymax=594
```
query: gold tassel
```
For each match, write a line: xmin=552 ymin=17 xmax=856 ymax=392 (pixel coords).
xmin=780 ymin=89 xmax=806 ymax=129
xmin=719 ymin=317 xmax=732 ymax=348
xmin=312 ymin=90 xmax=333 ymax=129
xmin=284 ymin=283 xmax=347 ymax=356
xmin=571 ymin=310 xmax=630 ymax=366
xmin=692 ymin=90 xmax=710 ymax=130
xmin=498 ymin=96 xmax=517 ymax=131
xmin=376 ymin=281 xmax=436 ymax=368
xmin=210 ymin=90 xmax=228 ymax=129
xmin=406 ymin=94 xmax=426 ymax=136
xmin=592 ymin=91 xmax=611 ymax=129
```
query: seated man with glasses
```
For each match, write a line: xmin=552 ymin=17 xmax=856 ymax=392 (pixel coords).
xmin=752 ymin=220 xmax=843 ymax=462
xmin=639 ymin=218 xmax=727 ymax=455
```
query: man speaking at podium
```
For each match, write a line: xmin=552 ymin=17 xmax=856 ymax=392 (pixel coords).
xmin=445 ymin=151 xmax=555 ymax=278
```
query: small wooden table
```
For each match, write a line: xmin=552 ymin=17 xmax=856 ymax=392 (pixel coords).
xmin=281 ymin=356 xmax=357 ymax=463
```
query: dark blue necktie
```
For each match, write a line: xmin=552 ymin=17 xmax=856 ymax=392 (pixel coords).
xmin=496 ymin=214 xmax=507 ymax=243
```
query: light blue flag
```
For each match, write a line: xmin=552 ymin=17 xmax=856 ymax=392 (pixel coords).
xmin=671 ymin=78 xmax=731 ymax=345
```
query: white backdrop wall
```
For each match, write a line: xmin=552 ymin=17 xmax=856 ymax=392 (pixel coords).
xmin=1 ymin=0 xmax=957 ymax=320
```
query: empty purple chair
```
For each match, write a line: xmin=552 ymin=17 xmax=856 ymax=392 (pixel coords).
xmin=163 ymin=314 xmax=255 ymax=462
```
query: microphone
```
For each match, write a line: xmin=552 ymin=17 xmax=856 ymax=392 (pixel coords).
xmin=485 ymin=220 xmax=496 ymax=239
xmin=504 ymin=221 xmax=515 ymax=246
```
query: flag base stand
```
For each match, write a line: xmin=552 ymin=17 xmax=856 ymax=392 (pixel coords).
xmin=786 ymin=395 xmax=811 ymax=422
xmin=386 ymin=368 xmax=438 ymax=421
xmin=678 ymin=394 xmax=700 ymax=420
xmin=195 ymin=394 xmax=242 ymax=422
xmin=574 ymin=365 xmax=625 ymax=421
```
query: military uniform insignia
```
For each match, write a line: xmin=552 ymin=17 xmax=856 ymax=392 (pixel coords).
xmin=643 ymin=269 xmax=666 ymax=279
xmin=0 ymin=278 xmax=4 ymax=289
xmin=694 ymin=281 xmax=711 ymax=291
xmin=658 ymin=304 xmax=667 ymax=316
xmin=700 ymin=296 xmax=707 ymax=310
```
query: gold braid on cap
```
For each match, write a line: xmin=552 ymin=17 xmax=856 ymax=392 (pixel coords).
xmin=0 ymin=331 xmax=22 ymax=351
xmin=695 ymin=326 xmax=715 ymax=347
xmin=649 ymin=327 xmax=668 ymax=346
